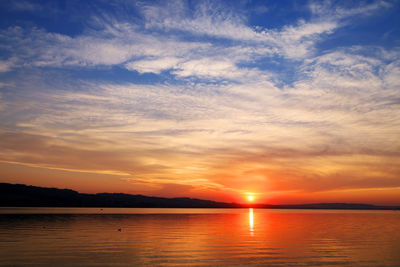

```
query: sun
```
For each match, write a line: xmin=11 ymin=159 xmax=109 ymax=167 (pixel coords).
xmin=248 ymin=195 xmax=254 ymax=202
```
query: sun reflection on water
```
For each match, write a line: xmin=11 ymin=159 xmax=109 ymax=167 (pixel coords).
xmin=249 ymin=208 xmax=254 ymax=235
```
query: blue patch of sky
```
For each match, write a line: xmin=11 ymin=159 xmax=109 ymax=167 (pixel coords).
xmin=316 ymin=3 xmax=400 ymax=52
xmin=63 ymin=66 xmax=174 ymax=86
xmin=246 ymin=0 xmax=312 ymax=30
xmin=0 ymin=1 xmax=84 ymax=37
xmin=0 ymin=0 xmax=145 ymax=37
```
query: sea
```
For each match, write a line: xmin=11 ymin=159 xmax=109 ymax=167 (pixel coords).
xmin=0 ymin=208 xmax=399 ymax=266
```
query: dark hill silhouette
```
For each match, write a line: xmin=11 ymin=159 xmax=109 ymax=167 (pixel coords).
xmin=0 ymin=183 xmax=399 ymax=210
xmin=0 ymin=183 xmax=236 ymax=208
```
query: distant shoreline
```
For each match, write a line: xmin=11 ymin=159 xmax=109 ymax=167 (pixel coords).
xmin=1 ymin=183 xmax=399 ymax=210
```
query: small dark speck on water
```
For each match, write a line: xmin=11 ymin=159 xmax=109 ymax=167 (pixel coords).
xmin=118 ymin=228 xmax=121 ymax=232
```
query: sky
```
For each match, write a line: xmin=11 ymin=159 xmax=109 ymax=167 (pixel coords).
xmin=0 ymin=0 xmax=399 ymax=205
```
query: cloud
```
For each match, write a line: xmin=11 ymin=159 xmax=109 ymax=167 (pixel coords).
xmin=172 ymin=58 xmax=242 ymax=79
xmin=0 ymin=0 xmax=399 ymax=202
xmin=143 ymin=1 xmax=258 ymax=41
xmin=0 ymin=24 xmax=209 ymax=72
xmin=0 ymin=92 xmax=5 ymax=111
xmin=141 ymin=1 xmax=338 ymax=59
xmin=7 ymin=0 xmax=41 ymax=12
xmin=309 ymin=0 xmax=392 ymax=20
xmin=0 ymin=130 xmax=171 ymax=176
xmin=125 ymin=56 xmax=261 ymax=80
xmin=125 ymin=57 xmax=182 ymax=74
xmin=0 ymin=58 xmax=16 ymax=72
xmin=1 ymin=43 xmax=399 ymax=196
xmin=382 ymin=60 xmax=400 ymax=88
xmin=0 ymin=0 xmax=383 ymax=79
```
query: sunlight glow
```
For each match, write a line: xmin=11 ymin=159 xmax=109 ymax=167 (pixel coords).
xmin=249 ymin=208 xmax=254 ymax=235
xmin=248 ymin=195 xmax=254 ymax=201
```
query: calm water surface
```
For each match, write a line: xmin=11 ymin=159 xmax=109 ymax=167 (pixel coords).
xmin=0 ymin=208 xmax=399 ymax=266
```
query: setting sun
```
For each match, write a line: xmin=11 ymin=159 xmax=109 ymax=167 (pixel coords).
xmin=248 ymin=196 xmax=254 ymax=202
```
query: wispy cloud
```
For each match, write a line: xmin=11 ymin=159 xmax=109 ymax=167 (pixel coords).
xmin=1 ymin=43 xmax=399 ymax=199
xmin=7 ymin=0 xmax=42 ymax=12
xmin=0 ymin=0 xmax=399 ymax=203
xmin=0 ymin=0 xmax=386 ymax=80
xmin=309 ymin=0 xmax=392 ymax=19
xmin=0 ymin=58 xmax=16 ymax=72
